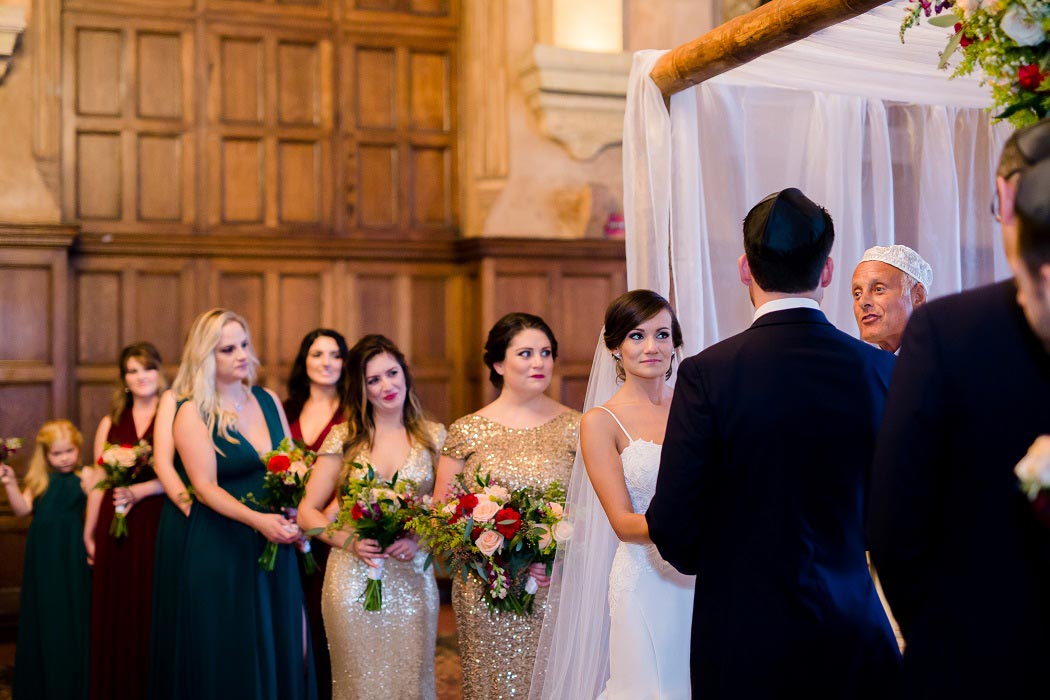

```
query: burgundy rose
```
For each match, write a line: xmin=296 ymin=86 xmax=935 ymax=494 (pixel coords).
xmin=494 ymin=507 xmax=522 ymax=538
xmin=954 ymin=23 xmax=972 ymax=48
xmin=1019 ymin=64 xmax=1046 ymax=92
xmin=267 ymin=454 xmax=291 ymax=473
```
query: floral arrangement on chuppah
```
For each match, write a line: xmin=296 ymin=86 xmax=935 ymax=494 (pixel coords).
xmin=901 ymin=0 xmax=1050 ymax=126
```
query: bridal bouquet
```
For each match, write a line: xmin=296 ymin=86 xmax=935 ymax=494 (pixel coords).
xmin=331 ymin=464 xmax=418 ymax=611
xmin=1015 ymin=435 xmax=1050 ymax=526
xmin=0 ymin=438 xmax=23 ymax=463
xmin=408 ymin=473 xmax=571 ymax=615
xmin=243 ymin=438 xmax=317 ymax=573
xmin=900 ymin=0 xmax=1050 ymax=126
xmin=96 ymin=441 xmax=154 ymax=538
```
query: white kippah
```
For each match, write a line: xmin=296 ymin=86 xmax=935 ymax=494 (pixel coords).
xmin=860 ymin=245 xmax=932 ymax=291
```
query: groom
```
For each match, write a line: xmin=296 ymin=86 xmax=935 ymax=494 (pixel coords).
xmin=647 ymin=188 xmax=900 ymax=698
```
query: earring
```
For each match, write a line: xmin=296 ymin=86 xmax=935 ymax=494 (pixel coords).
xmin=124 ymin=387 xmax=130 ymax=394
xmin=612 ymin=353 xmax=622 ymax=361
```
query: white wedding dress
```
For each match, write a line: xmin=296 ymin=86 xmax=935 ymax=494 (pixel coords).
xmin=597 ymin=407 xmax=695 ymax=700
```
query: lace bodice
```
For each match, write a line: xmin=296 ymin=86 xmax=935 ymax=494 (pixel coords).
xmin=620 ymin=439 xmax=663 ymax=515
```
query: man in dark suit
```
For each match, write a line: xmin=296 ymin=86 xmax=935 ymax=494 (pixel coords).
xmin=647 ymin=188 xmax=900 ymax=699
xmin=868 ymin=119 xmax=1050 ymax=698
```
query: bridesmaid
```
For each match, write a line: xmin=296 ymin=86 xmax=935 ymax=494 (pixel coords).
xmin=284 ymin=328 xmax=351 ymax=700
xmin=299 ymin=334 xmax=445 ymax=700
xmin=84 ymin=342 xmax=167 ymax=700
xmin=172 ymin=308 xmax=317 ymax=700
xmin=433 ymin=313 xmax=581 ymax=700
xmin=3 ymin=420 xmax=91 ymax=700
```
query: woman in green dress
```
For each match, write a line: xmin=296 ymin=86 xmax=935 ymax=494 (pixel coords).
xmin=171 ymin=308 xmax=317 ymax=700
xmin=2 ymin=419 xmax=91 ymax=700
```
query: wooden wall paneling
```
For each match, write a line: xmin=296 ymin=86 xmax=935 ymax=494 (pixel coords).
xmin=204 ymin=0 xmax=333 ymax=23
xmin=62 ymin=0 xmax=195 ymax=14
xmin=342 ymin=0 xmax=459 ymax=29
xmin=62 ymin=13 xmax=195 ymax=232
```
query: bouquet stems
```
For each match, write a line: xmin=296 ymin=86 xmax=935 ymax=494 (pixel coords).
xmin=363 ymin=559 xmax=385 ymax=611
xmin=299 ymin=538 xmax=318 ymax=576
xmin=110 ymin=504 xmax=129 ymax=538
xmin=258 ymin=541 xmax=278 ymax=571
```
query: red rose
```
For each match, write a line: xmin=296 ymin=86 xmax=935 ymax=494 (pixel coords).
xmin=954 ymin=23 xmax=972 ymax=48
xmin=267 ymin=454 xmax=291 ymax=473
xmin=350 ymin=503 xmax=365 ymax=520
xmin=494 ymin=507 xmax=522 ymax=538
xmin=458 ymin=493 xmax=478 ymax=512
xmin=1019 ymin=64 xmax=1046 ymax=92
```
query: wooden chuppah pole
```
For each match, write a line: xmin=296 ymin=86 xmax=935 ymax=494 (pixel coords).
xmin=650 ymin=0 xmax=888 ymax=99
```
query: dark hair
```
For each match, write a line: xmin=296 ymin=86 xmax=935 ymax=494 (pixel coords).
xmin=483 ymin=313 xmax=559 ymax=390
xmin=603 ymin=290 xmax=683 ymax=381
xmin=998 ymin=118 xmax=1050 ymax=180
xmin=111 ymin=342 xmax=167 ymax=423
xmin=341 ymin=335 xmax=435 ymax=468
xmin=743 ymin=209 xmax=835 ymax=293
xmin=284 ymin=329 xmax=350 ymax=425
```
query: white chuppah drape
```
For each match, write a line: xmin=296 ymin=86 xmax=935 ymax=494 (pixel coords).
xmin=533 ymin=3 xmax=1013 ymax=697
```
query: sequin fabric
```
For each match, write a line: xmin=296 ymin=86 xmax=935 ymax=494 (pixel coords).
xmin=319 ymin=420 xmax=446 ymax=700
xmin=443 ymin=411 xmax=581 ymax=700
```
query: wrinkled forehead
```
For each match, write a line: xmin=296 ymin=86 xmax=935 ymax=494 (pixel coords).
xmin=851 ymin=260 xmax=907 ymax=287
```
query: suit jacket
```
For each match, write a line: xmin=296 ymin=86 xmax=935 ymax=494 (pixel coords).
xmin=647 ymin=306 xmax=900 ymax=699
xmin=869 ymin=280 xmax=1050 ymax=698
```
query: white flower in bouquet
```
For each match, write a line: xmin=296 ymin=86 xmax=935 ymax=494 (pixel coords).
xmin=472 ymin=500 xmax=501 ymax=523
xmin=103 ymin=446 xmax=138 ymax=468
xmin=552 ymin=520 xmax=574 ymax=544
xmin=1000 ymin=6 xmax=1046 ymax=47
xmin=288 ymin=460 xmax=309 ymax=479
xmin=441 ymin=502 xmax=457 ymax=517
xmin=475 ymin=529 xmax=504 ymax=556
xmin=546 ymin=501 xmax=564 ymax=518
xmin=534 ymin=523 xmax=553 ymax=550
xmin=954 ymin=0 xmax=983 ymax=16
xmin=483 ymin=484 xmax=510 ymax=503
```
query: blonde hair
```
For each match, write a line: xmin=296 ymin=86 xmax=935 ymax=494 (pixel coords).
xmin=26 ymin=420 xmax=83 ymax=497
xmin=110 ymin=342 xmax=168 ymax=423
xmin=172 ymin=309 xmax=259 ymax=446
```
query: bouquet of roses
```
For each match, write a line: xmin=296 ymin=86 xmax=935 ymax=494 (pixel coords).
xmin=96 ymin=441 xmax=154 ymax=538
xmin=408 ymin=473 xmax=571 ymax=616
xmin=244 ymin=438 xmax=316 ymax=573
xmin=900 ymin=0 xmax=1050 ymax=126
xmin=1015 ymin=434 xmax=1050 ymax=527
xmin=330 ymin=463 xmax=419 ymax=611
xmin=0 ymin=438 xmax=24 ymax=463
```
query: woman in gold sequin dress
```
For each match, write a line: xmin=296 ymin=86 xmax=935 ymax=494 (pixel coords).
xmin=433 ymin=313 xmax=582 ymax=700
xmin=299 ymin=335 xmax=445 ymax=700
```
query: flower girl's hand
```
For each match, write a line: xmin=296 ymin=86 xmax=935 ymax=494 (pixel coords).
xmin=352 ymin=537 xmax=387 ymax=568
xmin=385 ymin=538 xmax=418 ymax=562
xmin=528 ymin=562 xmax=552 ymax=588
xmin=0 ymin=464 xmax=15 ymax=485
xmin=256 ymin=513 xmax=300 ymax=545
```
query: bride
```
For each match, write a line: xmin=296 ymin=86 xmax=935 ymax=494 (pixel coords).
xmin=531 ymin=289 xmax=694 ymax=699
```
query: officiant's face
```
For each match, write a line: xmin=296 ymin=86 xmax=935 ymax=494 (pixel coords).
xmin=617 ymin=309 xmax=674 ymax=381
xmin=851 ymin=262 xmax=916 ymax=353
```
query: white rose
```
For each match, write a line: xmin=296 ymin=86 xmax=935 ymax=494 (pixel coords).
xmin=475 ymin=529 xmax=504 ymax=557
xmin=103 ymin=446 xmax=137 ymax=468
xmin=483 ymin=485 xmax=510 ymax=502
xmin=441 ymin=502 xmax=457 ymax=516
xmin=524 ymin=576 xmax=540 ymax=595
xmin=534 ymin=523 xmax=553 ymax=550
xmin=288 ymin=460 xmax=309 ymax=478
xmin=1015 ymin=435 xmax=1050 ymax=486
xmin=472 ymin=500 xmax=501 ymax=523
xmin=546 ymin=501 xmax=564 ymax=518
xmin=552 ymin=520 xmax=574 ymax=544
xmin=954 ymin=0 xmax=980 ymax=16
xmin=1000 ymin=7 xmax=1045 ymax=47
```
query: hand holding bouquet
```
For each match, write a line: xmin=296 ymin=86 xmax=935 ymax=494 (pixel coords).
xmin=331 ymin=464 xmax=418 ymax=611
xmin=96 ymin=441 xmax=154 ymax=538
xmin=244 ymin=438 xmax=316 ymax=572
xmin=1015 ymin=435 xmax=1050 ymax=527
xmin=408 ymin=473 xmax=570 ymax=615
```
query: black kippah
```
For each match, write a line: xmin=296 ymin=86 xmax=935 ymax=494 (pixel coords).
xmin=1016 ymin=158 xmax=1050 ymax=229
xmin=1017 ymin=118 xmax=1050 ymax=168
xmin=744 ymin=188 xmax=827 ymax=254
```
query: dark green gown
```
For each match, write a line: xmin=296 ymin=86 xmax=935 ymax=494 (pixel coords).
xmin=172 ymin=386 xmax=317 ymax=700
xmin=13 ymin=470 xmax=91 ymax=700
xmin=147 ymin=419 xmax=191 ymax=700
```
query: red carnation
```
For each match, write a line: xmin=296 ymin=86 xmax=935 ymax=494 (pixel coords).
xmin=267 ymin=454 xmax=291 ymax=473
xmin=458 ymin=493 xmax=478 ymax=511
xmin=954 ymin=23 xmax=972 ymax=48
xmin=1019 ymin=64 xmax=1046 ymax=92
xmin=350 ymin=502 xmax=365 ymax=520
xmin=494 ymin=507 xmax=522 ymax=538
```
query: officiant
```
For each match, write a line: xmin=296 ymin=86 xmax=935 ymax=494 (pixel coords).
xmin=851 ymin=244 xmax=932 ymax=354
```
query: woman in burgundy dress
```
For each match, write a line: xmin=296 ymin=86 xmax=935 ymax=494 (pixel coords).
xmin=284 ymin=328 xmax=350 ymax=700
xmin=83 ymin=341 xmax=167 ymax=700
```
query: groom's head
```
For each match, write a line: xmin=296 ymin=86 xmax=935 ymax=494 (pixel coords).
xmin=740 ymin=188 xmax=835 ymax=300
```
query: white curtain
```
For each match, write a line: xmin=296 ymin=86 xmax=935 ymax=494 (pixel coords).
xmin=626 ymin=1 xmax=1014 ymax=355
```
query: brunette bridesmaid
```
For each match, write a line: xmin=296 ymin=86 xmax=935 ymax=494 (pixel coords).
xmin=83 ymin=342 xmax=167 ymax=700
xmin=284 ymin=328 xmax=351 ymax=700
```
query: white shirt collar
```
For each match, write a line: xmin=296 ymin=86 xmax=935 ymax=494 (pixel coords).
xmin=752 ymin=297 xmax=821 ymax=322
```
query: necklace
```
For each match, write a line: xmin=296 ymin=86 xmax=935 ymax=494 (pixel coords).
xmin=225 ymin=386 xmax=249 ymax=413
